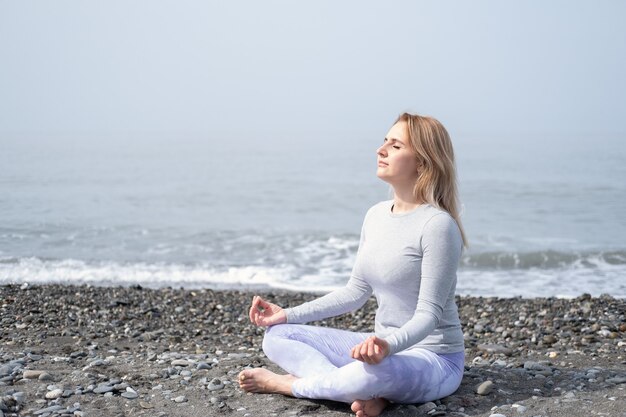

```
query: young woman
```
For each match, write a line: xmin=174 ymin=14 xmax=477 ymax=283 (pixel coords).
xmin=238 ymin=113 xmax=467 ymax=417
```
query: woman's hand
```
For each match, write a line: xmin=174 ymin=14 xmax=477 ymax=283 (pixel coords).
xmin=248 ymin=295 xmax=287 ymax=327
xmin=350 ymin=336 xmax=390 ymax=365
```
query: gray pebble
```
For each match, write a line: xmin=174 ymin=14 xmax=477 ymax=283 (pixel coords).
xmin=173 ymin=395 xmax=187 ymax=403
xmin=38 ymin=372 xmax=53 ymax=381
xmin=197 ymin=362 xmax=211 ymax=370
xmin=93 ymin=385 xmax=114 ymax=394
xmin=207 ymin=378 xmax=225 ymax=391
xmin=33 ymin=405 xmax=63 ymax=415
xmin=417 ymin=402 xmax=436 ymax=413
xmin=12 ymin=392 xmax=25 ymax=404
xmin=606 ymin=376 xmax=626 ymax=384
xmin=171 ymin=359 xmax=189 ymax=367
xmin=121 ymin=391 xmax=138 ymax=399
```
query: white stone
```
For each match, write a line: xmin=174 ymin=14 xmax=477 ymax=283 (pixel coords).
xmin=45 ymin=389 xmax=63 ymax=399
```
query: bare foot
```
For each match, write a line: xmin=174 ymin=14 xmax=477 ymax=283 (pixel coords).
xmin=350 ymin=398 xmax=389 ymax=417
xmin=238 ymin=368 xmax=297 ymax=396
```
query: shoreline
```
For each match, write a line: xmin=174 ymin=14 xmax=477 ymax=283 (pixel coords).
xmin=1 ymin=284 xmax=625 ymax=416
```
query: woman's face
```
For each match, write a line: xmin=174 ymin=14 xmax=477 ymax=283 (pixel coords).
xmin=376 ymin=121 xmax=420 ymax=185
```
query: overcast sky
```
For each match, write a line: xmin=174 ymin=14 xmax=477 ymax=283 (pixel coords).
xmin=1 ymin=1 xmax=625 ymax=137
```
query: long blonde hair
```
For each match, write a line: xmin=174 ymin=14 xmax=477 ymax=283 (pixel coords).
xmin=396 ymin=112 xmax=468 ymax=247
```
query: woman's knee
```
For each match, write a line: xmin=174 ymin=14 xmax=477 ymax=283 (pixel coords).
xmin=262 ymin=324 xmax=297 ymax=358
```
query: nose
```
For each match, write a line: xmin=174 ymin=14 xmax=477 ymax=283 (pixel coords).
xmin=377 ymin=144 xmax=387 ymax=157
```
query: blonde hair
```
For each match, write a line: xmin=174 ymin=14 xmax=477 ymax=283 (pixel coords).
xmin=395 ymin=113 xmax=468 ymax=247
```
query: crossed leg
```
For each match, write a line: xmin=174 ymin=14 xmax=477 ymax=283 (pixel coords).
xmin=239 ymin=324 xmax=463 ymax=417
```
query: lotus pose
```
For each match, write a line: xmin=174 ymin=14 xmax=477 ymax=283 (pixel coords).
xmin=239 ymin=113 xmax=467 ymax=417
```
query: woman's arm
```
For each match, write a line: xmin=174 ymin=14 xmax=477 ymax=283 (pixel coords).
xmin=383 ymin=212 xmax=463 ymax=355
xmin=283 ymin=208 xmax=374 ymax=323
xmin=283 ymin=274 xmax=372 ymax=324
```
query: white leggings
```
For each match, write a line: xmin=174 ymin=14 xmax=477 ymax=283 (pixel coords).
xmin=262 ymin=324 xmax=464 ymax=404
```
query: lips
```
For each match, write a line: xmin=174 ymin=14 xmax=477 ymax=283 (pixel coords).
xmin=378 ymin=161 xmax=388 ymax=167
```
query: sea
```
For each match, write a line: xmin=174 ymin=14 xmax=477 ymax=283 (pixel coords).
xmin=1 ymin=130 xmax=625 ymax=298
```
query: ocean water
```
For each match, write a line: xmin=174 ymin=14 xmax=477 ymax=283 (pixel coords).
xmin=1 ymin=131 xmax=625 ymax=298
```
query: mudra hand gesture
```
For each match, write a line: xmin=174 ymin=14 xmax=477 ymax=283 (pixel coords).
xmin=350 ymin=335 xmax=390 ymax=365
xmin=248 ymin=295 xmax=287 ymax=326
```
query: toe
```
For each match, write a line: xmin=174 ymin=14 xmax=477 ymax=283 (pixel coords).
xmin=351 ymin=400 xmax=364 ymax=413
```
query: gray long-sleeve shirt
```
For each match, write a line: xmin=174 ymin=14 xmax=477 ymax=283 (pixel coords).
xmin=284 ymin=200 xmax=465 ymax=355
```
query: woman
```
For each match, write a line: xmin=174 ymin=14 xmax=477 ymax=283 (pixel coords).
xmin=238 ymin=113 xmax=467 ymax=417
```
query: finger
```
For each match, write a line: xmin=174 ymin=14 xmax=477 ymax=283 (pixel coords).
xmin=367 ymin=339 xmax=375 ymax=358
xmin=350 ymin=345 xmax=357 ymax=359
xmin=256 ymin=297 xmax=270 ymax=309
xmin=359 ymin=343 xmax=369 ymax=362
xmin=249 ymin=297 xmax=260 ymax=322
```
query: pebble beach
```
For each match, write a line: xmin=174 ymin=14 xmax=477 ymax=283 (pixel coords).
xmin=1 ymin=284 xmax=625 ymax=417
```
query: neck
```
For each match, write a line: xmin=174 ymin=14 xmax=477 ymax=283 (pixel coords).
xmin=391 ymin=187 xmax=423 ymax=213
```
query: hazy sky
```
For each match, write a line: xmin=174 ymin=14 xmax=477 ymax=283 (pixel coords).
xmin=1 ymin=1 xmax=625 ymax=137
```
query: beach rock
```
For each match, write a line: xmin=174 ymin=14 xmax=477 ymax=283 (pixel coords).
xmin=22 ymin=370 xmax=46 ymax=379
xmin=208 ymin=378 xmax=225 ymax=391
xmin=173 ymin=395 xmax=187 ymax=403
xmin=197 ymin=362 xmax=211 ymax=370
xmin=171 ymin=359 xmax=189 ymax=367
xmin=93 ymin=384 xmax=114 ymax=394
xmin=45 ymin=389 xmax=63 ymax=399
xmin=121 ymin=387 xmax=138 ymax=399
xmin=38 ymin=372 xmax=53 ymax=381
xmin=606 ymin=376 xmax=626 ymax=384
xmin=476 ymin=381 xmax=494 ymax=395
xmin=477 ymin=344 xmax=513 ymax=355
xmin=33 ymin=405 xmax=63 ymax=415
xmin=417 ymin=402 xmax=436 ymax=413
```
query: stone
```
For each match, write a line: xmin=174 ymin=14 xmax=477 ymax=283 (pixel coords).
xmin=197 ymin=362 xmax=211 ymax=370
xmin=173 ymin=395 xmax=187 ymax=403
xmin=417 ymin=402 xmax=436 ymax=413
xmin=208 ymin=378 xmax=225 ymax=391
xmin=93 ymin=385 xmax=114 ymax=394
xmin=38 ymin=372 xmax=53 ymax=381
xmin=476 ymin=381 xmax=494 ymax=395
xmin=606 ymin=376 xmax=626 ymax=384
xmin=22 ymin=370 xmax=46 ymax=379
xmin=543 ymin=335 xmax=558 ymax=345
xmin=171 ymin=359 xmax=189 ymax=367
xmin=45 ymin=389 xmax=63 ymax=399
xmin=121 ymin=390 xmax=138 ymax=399
xmin=489 ymin=414 xmax=507 ymax=417
xmin=477 ymin=344 xmax=513 ymax=355
xmin=33 ymin=405 xmax=63 ymax=415
xmin=12 ymin=392 xmax=25 ymax=405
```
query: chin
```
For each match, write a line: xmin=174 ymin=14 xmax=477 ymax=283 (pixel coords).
xmin=376 ymin=171 xmax=392 ymax=183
